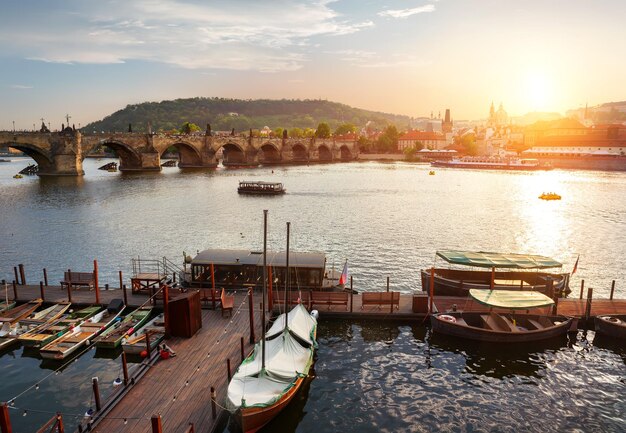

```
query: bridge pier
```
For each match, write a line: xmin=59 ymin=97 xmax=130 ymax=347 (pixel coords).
xmin=119 ymin=152 xmax=162 ymax=172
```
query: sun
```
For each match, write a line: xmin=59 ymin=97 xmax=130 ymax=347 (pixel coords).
xmin=524 ymin=71 xmax=553 ymax=111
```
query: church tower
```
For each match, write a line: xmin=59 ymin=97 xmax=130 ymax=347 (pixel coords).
xmin=442 ymin=109 xmax=453 ymax=133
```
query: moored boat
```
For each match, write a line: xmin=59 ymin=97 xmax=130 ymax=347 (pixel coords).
xmin=0 ymin=299 xmax=43 ymax=326
xmin=121 ymin=313 xmax=165 ymax=355
xmin=431 ymin=156 xmax=551 ymax=170
xmin=18 ymin=305 xmax=101 ymax=348
xmin=238 ymin=181 xmax=286 ymax=195
xmin=594 ymin=315 xmax=626 ymax=340
xmin=422 ymin=250 xmax=570 ymax=297
xmin=40 ymin=301 xmax=125 ymax=360
xmin=95 ymin=306 xmax=152 ymax=349
xmin=0 ymin=303 xmax=71 ymax=351
xmin=431 ymin=289 xmax=575 ymax=343
xmin=0 ymin=300 xmax=16 ymax=314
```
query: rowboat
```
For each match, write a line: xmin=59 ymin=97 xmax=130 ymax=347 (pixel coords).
xmin=121 ymin=313 xmax=165 ymax=355
xmin=430 ymin=289 xmax=575 ymax=343
xmin=238 ymin=181 xmax=286 ymax=195
xmin=40 ymin=305 xmax=125 ymax=360
xmin=0 ymin=299 xmax=43 ymax=326
xmin=19 ymin=305 xmax=101 ymax=348
xmin=227 ymin=216 xmax=318 ymax=433
xmin=594 ymin=315 xmax=626 ymax=340
xmin=422 ymin=250 xmax=570 ymax=297
xmin=0 ymin=302 xmax=71 ymax=351
xmin=0 ymin=300 xmax=16 ymax=314
xmin=95 ymin=306 xmax=152 ymax=349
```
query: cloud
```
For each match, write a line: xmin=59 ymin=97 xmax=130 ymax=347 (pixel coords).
xmin=0 ymin=0 xmax=373 ymax=72
xmin=10 ymin=84 xmax=34 ymax=89
xmin=378 ymin=5 xmax=436 ymax=18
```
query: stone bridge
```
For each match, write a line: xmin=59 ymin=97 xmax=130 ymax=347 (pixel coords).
xmin=0 ymin=130 xmax=359 ymax=176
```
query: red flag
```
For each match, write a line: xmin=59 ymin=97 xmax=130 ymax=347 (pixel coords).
xmin=338 ymin=261 xmax=348 ymax=286
xmin=572 ymin=255 xmax=579 ymax=275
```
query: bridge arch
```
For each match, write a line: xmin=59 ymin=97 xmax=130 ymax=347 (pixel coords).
xmin=218 ymin=142 xmax=246 ymax=166
xmin=97 ymin=139 xmax=143 ymax=170
xmin=258 ymin=142 xmax=282 ymax=164
xmin=159 ymin=141 xmax=203 ymax=167
xmin=0 ymin=142 xmax=53 ymax=173
xmin=339 ymin=145 xmax=352 ymax=160
xmin=292 ymin=143 xmax=309 ymax=162
xmin=318 ymin=144 xmax=333 ymax=161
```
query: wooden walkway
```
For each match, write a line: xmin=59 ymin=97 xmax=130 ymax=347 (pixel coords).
xmin=91 ymin=293 xmax=263 ymax=433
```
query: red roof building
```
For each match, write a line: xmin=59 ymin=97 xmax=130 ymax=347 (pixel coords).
xmin=398 ymin=130 xmax=450 ymax=150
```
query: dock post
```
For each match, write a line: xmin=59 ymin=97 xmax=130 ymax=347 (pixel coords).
xmin=105 ymin=284 xmax=109 ymax=291
xmin=18 ymin=264 xmax=25 ymax=286
xmin=210 ymin=387 xmax=217 ymax=419
xmin=11 ymin=281 xmax=17 ymax=301
xmin=121 ymin=352 xmax=129 ymax=386
xmin=211 ymin=288 xmax=216 ymax=311
xmin=93 ymin=260 xmax=100 ymax=305
xmin=585 ymin=287 xmax=593 ymax=323
xmin=92 ymin=377 xmax=101 ymax=412
xmin=39 ymin=281 xmax=45 ymax=302
xmin=240 ymin=336 xmax=245 ymax=362
xmin=350 ymin=276 xmax=354 ymax=313
xmin=210 ymin=263 xmax=216 ymax=310
xmin=386 ymin=276 xmax=390 ymax=292
xmin=145 ymin=331 xmax=152 ymax=358
xmin=43 ymin=268 xmax=48 ymax=287
xmin=248 ymin=289 xmax=255 ymax=344
xmin=0 ymin=402 xmax=12 ymax=433
xmin=227 ymin=358 xmax=232 ymax=382
xmin=66 ymin=270 xmax=73 ymax=304
xmin=55 ymin=413 xmax=64 ymax=433
xmin=119 ymin=271 xmax=123 ymax=290
xmin=122 ymin=284 xmax=128 ymax=307
xmin=429 ymin=267 xmax=435 ymax=315
xmin=610 ymin=280 xmax=615 ymax=300
xmin=13 ymin=267 xmax=19 ymax=287
xmin=163 ymin=285 xmax=170 ymax=338
xmin=151 ymin=415 xmax=163 ymax=433
xmin=579 ymin=280 xmax=585 ymax=300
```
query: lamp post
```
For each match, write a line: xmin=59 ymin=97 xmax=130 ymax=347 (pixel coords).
xmin=12 ymin=121 xmax=15 ymax=132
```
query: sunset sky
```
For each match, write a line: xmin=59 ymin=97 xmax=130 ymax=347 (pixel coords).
xmin=1 ymin=0 xmax=624 ymax=129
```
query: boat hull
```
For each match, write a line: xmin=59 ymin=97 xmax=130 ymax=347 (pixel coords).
xmin=431 ymin=161 xmax=550 ymax=170
xmin=421 ymin=269 xmax=569 ymax=297
xmin=235 ymin=375 xmax=305 ymax=433
xmin=431 ymin=312 xmax=574 ymax=343
xmin=594 ymin=315 xmax=626 ymax=340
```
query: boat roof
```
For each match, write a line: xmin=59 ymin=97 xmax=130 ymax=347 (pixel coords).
xmin=436 ymin=250 xmax=562 ymax=269
xmin=470 ymin=289 xmax=555 ymax=309
xmin=192 ymin=249 xmax=325 ymax=269
xmin=239 ymin=180 xmax=283 ymax=186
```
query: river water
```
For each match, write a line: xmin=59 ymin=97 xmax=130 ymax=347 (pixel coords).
xmin=0 ymin=158 xmax=625 ymax=432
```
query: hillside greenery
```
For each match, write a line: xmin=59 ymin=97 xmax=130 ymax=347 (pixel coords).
xmin=84 ymin=98 xmax=412 ymax=134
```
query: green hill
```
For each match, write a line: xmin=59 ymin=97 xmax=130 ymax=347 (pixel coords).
xmin=84 ymin=98 xmax=412 ymax=133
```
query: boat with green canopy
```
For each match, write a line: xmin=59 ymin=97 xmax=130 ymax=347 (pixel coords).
xmin=431 ymin=289 xmax=575 ymax=343
xmin=421 ymin=250 xmax=570 ymax=297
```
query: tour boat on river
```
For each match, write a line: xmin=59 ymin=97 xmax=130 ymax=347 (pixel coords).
xmin=431 ymin=156 xmax=550 ymax=170
xmin=421 ymin=250 xmax=570 ymax=297
xmin=238 ymin=181 xmax=286 ymax=195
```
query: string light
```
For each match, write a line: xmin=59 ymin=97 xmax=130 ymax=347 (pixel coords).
xmin=35 ymin=384 xmax=39 ymax=390
xmin=22 ymin=410 xmax=27 ymax=417
xmin=124 ymin=418 xmax=128 ymax=425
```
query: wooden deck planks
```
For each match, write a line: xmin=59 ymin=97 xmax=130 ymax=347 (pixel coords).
xmin=92 ymin=293 xmax=263 ymax=433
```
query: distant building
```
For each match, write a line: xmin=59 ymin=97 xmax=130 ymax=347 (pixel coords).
xmin=523 ymin=122 xmax=626 ymax=156
xmin=398 ymin=130 xmax=450 ymax=151
xmin=487 ymin=102 xmax=508 ymax=128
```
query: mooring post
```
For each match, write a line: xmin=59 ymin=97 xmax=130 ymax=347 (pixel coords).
xmin=93 ymin=260 xmax=100 ymax=305
xmin=210 ymin=263 xmax=216 ymax=310
xmin=122 ymin=284 xmax=128 ymax=307
xmin=610 ymin=280 xmax=615 ymax=300
xmin=248 ymin=288 xmax=255 ymax=344
xmin=39 ymin=281 xmax=45 ymax=301
xmin=240 ymin=336 xmax=245 ymax=362
xmin=429 ymin=267 xmax=435 ymax=315
xmin=145 ymin=330 xmax=152 ymax=358
xmin=163 ymin=284 xmax=170 ymax=338
xmin=11 ymin=281 xmax=17 ymax=301
xmin=0 ymin=402 xmax=13 ymax=433
xmin=105 ymin=283 xmax=109 ymax=291
xmin=121 ymin=352 xmax=129 ymax=386
xmin=66 ymin=270 xmax=73 ymax=304
xmin=579 ymin=279 xmax=585 ymax=300
xmin=56 ymin=413 xmax=64 ymax=433
xmin=151 ymin=415 xmax=163 ymax=433
xmin=13 ymin=267 xmax=19 ymax=287
xmin=386 ymin=276 xmax=390 ymax=292
xmin=43 ymin=268 xmax=48 ymax=287
xmin=18 ymin=265 xmax=25 ymax=286
xmin=227 ymin=358 xmax=232 ymax=382
xmin=585 ymin=287 xmax=594 ymax=322
xmin=211 ymin=288 xmax=216 ymax=311
xmin=210 ymin=387 xmax=217 ymax=419
xmin=350 ymin=276 xmax=354 ymax=313
xmin=92 ymin=377 xmax=101 ymax=412
xmin=119 ymin=271 xmax=123 ymax=290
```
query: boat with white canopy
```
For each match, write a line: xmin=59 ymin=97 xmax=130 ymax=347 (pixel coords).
xmin=431 ymin=289 xmax=575 ymax=343
xmin=422 ymin=250 xmax=570 ymax=297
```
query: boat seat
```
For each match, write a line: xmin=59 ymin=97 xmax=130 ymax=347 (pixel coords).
xmin=527 ymin=319 xmax=545 ymax=330
xmin=454 ymin=317 xmax=468 ymax=326
xmin=480 ymin=314 xmax=511 ymax=332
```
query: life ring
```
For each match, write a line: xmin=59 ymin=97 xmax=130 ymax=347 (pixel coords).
xmin=439 ymin=314 xmax=456 ymax=323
